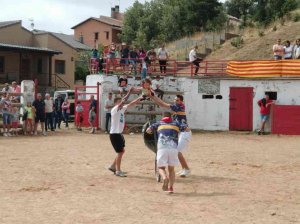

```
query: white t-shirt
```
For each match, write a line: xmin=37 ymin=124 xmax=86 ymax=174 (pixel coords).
xmin=110 ymin=105 xmax=128 ymax=134
xmin=105 ymin=98 xmax=114 ymax=113
xmin=158 ymin=48 xmax=168 ymax=60
xmin=189 ymin=49 xmax=197 ymax=62
xmin=44 ymin=99 xmax=53 ymax=113
xmin=151 ymin=79 xmax=163 ymax=90
xmin=284 ymin=45 xmax=293 ymax=59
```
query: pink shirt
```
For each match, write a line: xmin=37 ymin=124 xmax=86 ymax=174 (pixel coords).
xmin=12 ymin=85 xmax=21 ymax=93
xmin=62 ymin=102 xmax=70 ymax=114
xmin=273 ymin=44 xmax=284 ymax=56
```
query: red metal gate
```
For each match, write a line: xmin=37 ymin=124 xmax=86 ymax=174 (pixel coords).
xmin=229 ymin=87 xmax=253 ymax=131
xmin=74 ymin=84 xmax=100 ymax=128
xmin=272 ymin=105 xmax=300 ymax=135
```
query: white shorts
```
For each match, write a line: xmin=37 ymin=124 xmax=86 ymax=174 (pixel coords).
xmin=177 ymin=131 xmax=192 ymax=152
xmin=157 ymin=147 xmax=179 ymax=167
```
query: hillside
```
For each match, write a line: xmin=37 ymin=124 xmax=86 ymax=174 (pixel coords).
xmin=207 ymin=19 xmax=300 ymax=60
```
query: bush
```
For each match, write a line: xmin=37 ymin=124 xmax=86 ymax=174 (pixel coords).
xmin=231 ymin=36 xmax=244 ymax=48
xmin=258 ymin=31 xmax=265 ymax=37
xmin=272 ymin=26 xmax=277 ymax=31
xmin=292 ymin=13 xmax=300 ymax=22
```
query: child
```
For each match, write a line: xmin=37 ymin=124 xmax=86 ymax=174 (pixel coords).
xmin=141 ymin=57 xmax=148 ymax=80
xmin=141 ymin=78 xmax=155 ymax=101
xmin=24 ymin=102 xmax=35 ymax=135
xmin=118 ymin=75 xmax=129 ymax=96
xmin=89 ymin=106 xmax=96 ymax=134
xmin=11 ymin=107 xmax=20 ymax=136
xmin=75 ymin=101 xmax=84 ymax=131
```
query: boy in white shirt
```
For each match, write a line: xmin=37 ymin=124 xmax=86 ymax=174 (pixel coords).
xmin=108 ymin=96 xmax=142 ymax=177
xmin=151 ymin=75 xmax=164 ymax=99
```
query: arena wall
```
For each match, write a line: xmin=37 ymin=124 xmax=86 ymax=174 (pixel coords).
xmin=86 ymin=75 xmax=300 ymax=132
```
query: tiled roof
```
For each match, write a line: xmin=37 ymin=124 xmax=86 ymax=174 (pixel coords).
xmin=0 ymin=42 xmax=61 ymax=54
xmin=71 ymin=17 xmax=123 ymax=29
xmin=0 ymin=20 xmax=21 ymax=29
xmin=34 ymin=30 xmax=91 ymax=50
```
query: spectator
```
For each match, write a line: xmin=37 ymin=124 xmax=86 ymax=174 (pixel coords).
xmin=189 ymin=46 xmax=202 ymax=76
xmin=1 ymin=92 xmax=12 ymax=136
xmin=75 ymin=101 xmax=84 ymax=131
xmin=284 ymin=40 xmax=293 ymax=59
xmin=104 ymin=92 xmax=114 ymax=133
xmin=141 ymin=57 xmax=148 ymax=80
xmin=257 ymin=94 xmax=274 ymax=135
xmin=129 ymin=46 xmax=139 ymax=76
xmin=273 ymin=39 xmax=284 ymax=60
xmin=2 ymin=83 xmax=12 ymax=93
xmin=11 ymin=81 xmax=21 ymax=102
xmin=89 ymin=106 xmax=96 ymax=134
xmin=89 ymin=95 xmax=97 ymax=111
xmin=293 ymin=39 xmax=300 ymax=59
xmin=91 ymin=48 xmax=98 ymax=59
xmin=62 ymin=98 xmax=71 ymax=128
xmin=97 ymin=53 xmax=104 ymax=73
xmin=157 ymin=45 xmax=169 ymax=74
xmin=139 ymin=48 xmax=147 ymax=58
xmin=23 ymin=101 xmax=34 ymax=135
xmin=44 ymin=93 xmax=54 ymax=131
xmin=54 ymin=94 xmax=64 ymax=129
xmin=11 ymin=106 xmax=20 ymax=136
xmin=118 ymin=76 xmax=129 ymax=95
xmin=33 ymin=93 xmax=46 ymax=136
xmin=120 ymin=43 xmax=130 ymax=70
xmin=151 ymin=75 xmax=164 ymax=99
xmin=147 ymin=47 xmax=157 ymax=73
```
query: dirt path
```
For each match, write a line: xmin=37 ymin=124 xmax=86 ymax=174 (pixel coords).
xmin=0 ymin=130 xmax=299 ymax=224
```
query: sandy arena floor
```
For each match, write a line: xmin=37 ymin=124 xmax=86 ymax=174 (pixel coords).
xmin=0 ymin=129 xmax=299 ymax=224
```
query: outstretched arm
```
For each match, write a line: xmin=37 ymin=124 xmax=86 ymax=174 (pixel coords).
xmin=125 ymin=96 xmax=142 ymax=109
xmin=149 ymin=94 xmax=171 ymax=109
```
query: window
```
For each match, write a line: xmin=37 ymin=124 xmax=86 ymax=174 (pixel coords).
xmin=94 ymin=32 xmax=99 ymax=40
xmin=265 ymin=91 xmax=277 ymax=100
xmin=105 ymin=31 xmax=109 ymax=40
xmin=0 ymin=56 xmax=4 ymax=73
xmin=202 ymin=95 xmax=214 ymax=99
xmin=37 ymin=58 xmax=43 ymax=74
xmin=55 ymin=60 xmax=65 ymax=74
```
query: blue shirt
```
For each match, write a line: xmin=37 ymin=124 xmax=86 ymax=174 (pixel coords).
xmin=150 ymin=120 xmax=187 ymax=149
xmin=170 ymin=103 xmax=187 ymax=124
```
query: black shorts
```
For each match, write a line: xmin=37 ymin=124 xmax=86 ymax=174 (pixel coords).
xmin=35 ymin=113 xmax=45 ymax=123
xmin=110 ymin=134 xmax=125 ymax=153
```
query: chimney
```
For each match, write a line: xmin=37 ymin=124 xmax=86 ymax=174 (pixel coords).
xmin=111 ymin=6 xmax=116 ymax=19
xmin=115 ymin=5 xmax=119 ymax=13
xmin=111 ymin=5 xmax=121 ymax=20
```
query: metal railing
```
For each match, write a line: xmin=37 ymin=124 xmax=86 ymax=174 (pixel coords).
xmin=52 ymin=74 xmax=70 ymax=90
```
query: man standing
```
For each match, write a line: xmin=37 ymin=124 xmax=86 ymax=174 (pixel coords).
xmin=146 ymin=112 xmax=189 ymax=193
xmin=273 ymin=39 xmax=284 ymax=60
xmin=0 ymin=92 xmax=12 ymax=136
xmin=44 ymin=93 xmax=54 ymax=131
xmin=189 ymin=46 xmax=202 ymax=76
xmin=104 ymin=92 xmax=114 ymax=133
xmin=33 ymin=93 xmax=46 ymax=136
xmin=54 ymin=94 xmax=64 ymax=129
xmin=150 ymin=94 xmax=192 ymax=177
xmin=108 ymin=96 xmax=141 ymax=177
xmin=151 ymin=75 xmax=164 ymax=99
xmin=157 ymin=45 xmax=169 ymax=74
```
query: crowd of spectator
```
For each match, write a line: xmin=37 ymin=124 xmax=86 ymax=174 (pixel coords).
xmin=273 ymin=38 xmax=300 ymax=60
xmin=90 ymin=43 xmax=172 ymax=79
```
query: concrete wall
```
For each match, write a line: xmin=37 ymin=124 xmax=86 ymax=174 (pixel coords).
xmin=0 ymin=23 xmax=33 ymax=46
xmin=74 ymin=20 xmax=113 ymax=48
xmin=86 ymin=75 xmax=300 ymax=132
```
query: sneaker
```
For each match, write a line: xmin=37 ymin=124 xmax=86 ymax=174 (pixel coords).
xmin=105 ymin=131 xmax=108 ymax=134
xmin=92 ymin=128 xmax=96 ymax=134
xmin=180 ymin=169 xmax=191 ymax=177
xmin=176 ymin=169 xmax=184 ymax=175
xmin=3 ymin=132 xmax=8 ymax=137
xmin=89 ymin=129 xmax=94 ymax=134
xmin=162 ymin=178 xmax=169 ymax=191
xmin=108 ymin=166 xmax=116 ymax=174
xmin=167 ymin=187 xmax=174 ymax=194
xmin=115 ymin=171 xmax=127 ymax=177
xmin=42 ymin=131 xmax=47 ymax=136
xmin=34 ymin=131 xmax=38 ymax=135
xmin=7 ymin=132 xmax=12 ymax=137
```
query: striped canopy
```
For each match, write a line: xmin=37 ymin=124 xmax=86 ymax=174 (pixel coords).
xmin=226 ymin=60 xmax=300 ymax=78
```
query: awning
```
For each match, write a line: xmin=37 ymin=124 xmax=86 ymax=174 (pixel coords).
xmin=0 ymin=43 xmax=61 ymax=55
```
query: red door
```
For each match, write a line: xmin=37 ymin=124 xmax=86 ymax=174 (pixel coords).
xmin=229 ymin=87 xmax=253 ymax=131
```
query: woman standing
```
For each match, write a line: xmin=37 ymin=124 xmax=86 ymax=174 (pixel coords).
xmin=62 ymin=98 xmax=70 ymax=128
xmin=157 ymin=45 xmax=169 ymax=74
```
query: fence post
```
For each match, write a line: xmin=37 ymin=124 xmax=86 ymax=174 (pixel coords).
xmin=96 ymin=82 xmax=100 ymax=130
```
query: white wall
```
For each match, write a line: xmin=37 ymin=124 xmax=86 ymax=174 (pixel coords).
xmin=185 ymin=79 xmax=300 ymax=131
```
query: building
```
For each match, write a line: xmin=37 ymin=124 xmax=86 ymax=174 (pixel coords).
xmin=72 ymin=5 xmax=123 ymax=49
xmin=0 ymin=20 xmax=91 ymax=89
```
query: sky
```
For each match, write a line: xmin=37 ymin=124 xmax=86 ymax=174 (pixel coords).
xmin=0 ymin=0 xmax=225 ymax=35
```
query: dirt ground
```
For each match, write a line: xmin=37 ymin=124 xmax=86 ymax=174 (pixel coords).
xmin=0 ymin=128 xmax=299 ymax=224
